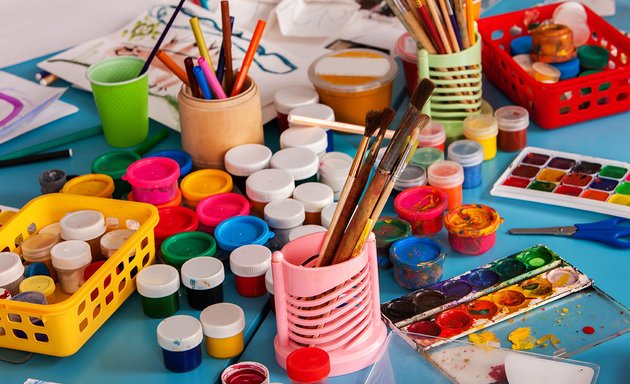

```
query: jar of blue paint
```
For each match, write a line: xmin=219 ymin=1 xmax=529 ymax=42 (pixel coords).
xmin=146 ymin=149 xmax=193 ymax=179
xmin=213 ymin=216 xmax=275 ymax=264
xmin=157 ymin=315 xmax=203 ymax=373
xmin=390 ymin=237 xmax=446 ymax=290
xmin=447 ymin=140 xmax=484 ymax=189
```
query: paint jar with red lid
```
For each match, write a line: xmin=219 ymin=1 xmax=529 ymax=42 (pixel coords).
xmin=495 ymin=106 xmax=529 ymax=152
xmin=417 ymin=122 xmax=446 ymax=152
xmin=274 ymin=86 xmax=319 ymax=133
xmin=196 ymin=193 xmax=250 ymax=234
xmin=444 ymin=204 xmax=503 ymax=255
xmin=154 ymin=206 xmax=199 ymax=250
xmin=221 ymin=362 xmax=270 ymax=384
xmin=287 ymin=347 xmax=331 ymax=384
xmin=122 ymin=157 xmax=180 ymax=205
xmin=229 ymin=245 xmax=271 ymax=297
xmin=157 ymin=315 xmax=203 ymax=373
xmin=394 ymin=186 xmax=448 ymax=237
xmin=180 ymin=256 xmax=224 ymax=310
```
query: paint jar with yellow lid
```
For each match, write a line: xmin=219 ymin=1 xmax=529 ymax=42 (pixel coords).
xmin=200 ymin=303 xmax=245 ymax=359
xmin=308 ymin=49 xmax=397 ymax=125
xmin=19 ymin=275 xmax=57 ymax=304
xmin=180 ymin=169 xmax=233 ymax=209
xmin=61 ymin=174 xmax=115 ymax=198
xmin=463 ymin=114 xmax=499 ymax=160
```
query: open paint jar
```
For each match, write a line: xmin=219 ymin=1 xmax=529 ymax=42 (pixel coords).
xmin=394 ymin=186 xmax=448 ymax=236
xmin=200 ymin=303 xmax=245 ymax=358
xmin=373 ymin=216 xmax=412 ymax=269
xmin=196 ymin=193 xmax=250 ymax=234
xmin=417 ymin=122 xmax=447 ymax=151
xmin=447 ymin=140 xmax=484 ymax=189
xmin=221 ymin=362 xmax=270 ymax=384
xmin=396 ymin=33 xmax=418 ymax=96
xmin=463 ymin=115 xmax=498 ymax=161
xmin=427 ymin=161 xmax=465 ymax=209
xmin=292 ymin=182 xmax=334 ymax=226
xmin=61 ymin=173 xmax=115 ymax=199
xmin=157 ymin=315 xmax=203 ymax=373
xmin=161 ymin=231 xmax=216 ymax=269
xmin=224 ymin=144 xmax=272 ymax=194
xmin=246 ymin=169 xmax=296 ymax=216
xmin=390 ymin=237 xmax=445 ymax=290
xmin=229 ymin=244 xmax=272 ymax=298
xmin=495 ymin=106 xmax=529 ymax=152
xmin=123 ymin=157 xmax=180 ymax=204
xmin=274 ymin=86 xmax=319 ymax=133
xmin=180 ymin=169 xmax=233 ymax=209
xmin=444 ymin=204 xmax=502 ymax=255
xmin=308 ymin=48 xmax=397 ymax=125
xmin=154 ymin=206 xmax=199 ymax=250
xmin=181 ymin=256 xmax=224 ymax=310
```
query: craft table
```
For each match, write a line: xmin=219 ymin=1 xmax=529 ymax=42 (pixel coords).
xmin=1 ymin=0 xmax=629 ymax=383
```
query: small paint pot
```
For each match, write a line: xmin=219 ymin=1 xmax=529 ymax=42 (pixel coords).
xmin=531 ymin=24 xmax=576 ymax=63
xmin=161 ymin=231 xmax=217 ymax=269
xmin=515 ymin=245 xmax=555 ymax=269
xmin=435 ymin=309 xmax=472 ymax=337
xmin=444 ymin=204 xmax=503 ymax=255
xmin=463 ymin=114 xmax=498 ymax=160
xmin=466 ymin=268 xmax=501 ymax=289
xmin=407 ymin=320 xmax=442 ymax=337
xmin=19 ymin=275 xmax=56 ymax=304
xmin=83 ymin=260 xmax=106 ymax=282
xmin=180 ymin=169 xmax=233 ymax=209
xmin=221 ymin=362 xmax=270 ymax=384
xmin=91 ymin=151 xmax=140 ymax=198
xmin=100 ymin=228 xmax=135 ymax=258
xmin=577 ymin=45 xmax=610 ymax=70
xmin=157 ymin=315 xmax=203 ymax=373
xmin=390 ymin=237 xmax=446 ymax=290
xmin=292 ymin=182 xmax=334 ymax=226
xmin=61 ymin=173 xmax=115 ymax=199
xmin=532 ymin=62 xmax=561 ymax=83
xmin=136 ymin=264 xmax=180 ymax=318
xmin=288 ymin=225 xmax=327 ymax=243
xmin=495 ymin=106 xmax=529 ymax=152
xmin=492 ymin=289 xmax=527 ymax=311
xmin=382 ymin=298 xmax=418 ymax=323
xmin=39 ymin=169 xmax=67 ymax=194
xmin=492 ymin=258 xmax=527 ymax=280
xmin=396 ymin=33 xmax=418 ymax=96
xmin=246 ymin=169 xmax=295 ymax=216
xmin=412 ymin=289 xmax=447 ymax=313
xmin=50 ymin=241 xmax=91 ymax=294
xmin=394 ymin=186 xmax=448 ymax=236
xmin=123 ymin=157 xmax=180 ymax=204
xmin=128 ymin=188 xmax=182 ymax=209
xmin=274 ymin=86 xmax=319 ymax=133
xmin=224 ymin=144 xmax=273 ymax=194
xmin=154 ymin=206 xmax=199 ymax=250
xmin=21 ymin=233 xmax=59 ymax=281
xmin=181 ymin=256 xmax=224 ymax=310
xmin=447 ymin=140 xmax=484 ymax=189
xmin=60 ymin=210 xmax=106 ymax=262
xmin=286 ymin=347 xmax=331 ymax=384
xmin=200 ymin=303 xmax=245 ymax=358
xmin=373 ymin=216 xmax=412 ymax=269
xmin=264 ymin=198 xmax=306 ymax=250
xmin=288 ymin=103 xmax=336 ymax=152
xmin=214 ymin=216 xmax=275 ymax=263
xmin=513 ymin=53 xmax=534 ymax=74
xmin=441 ymin=280 xmax=473 ymax=300
xmin=196 ymin=193 xmax=251 ymax=234
xmin=427 ymin=161 xmax=465 ymax=209
xmin=465 ymin=300 xmax=498 ymax=319
xmin=145 ymin=149 xmax=193 ymax=179
xmin=418 ymin=122 xmax=447 ymax=151
xmin=270 ymin=147 xmax=319 ymax=185
xmin=10 ymin=291 xmax=48 ymax=339
xmin=546 ymin=267 xmax=580 ymax=287
xmin=394 ymin=165 xmax=427 ymax=192
xmin=265 ymin=268 xmax=275 ymax=312
xmin=550 ymin=57 xmax=581 ymax=80
xmin=230 ymin=244 xmax=272 ymax=298
xmin=410 ymin=147 xmax=444 ymax=170
xmin=520 ymin=277 xmax=553 ymax=297
xmin=319 ymin=152 xmax=353 ymax=200
xmin=320 ymin=202 xmax=336 ymax=229
xmin=280 ymin=127 xmax=328 ymax=159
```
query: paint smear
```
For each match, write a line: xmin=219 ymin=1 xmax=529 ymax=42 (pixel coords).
xmin=488 ymin=364 xmax=507 ymax=382
xmin=468 ymin=331 xmax=499 ymax=346
xmin=582 ymin=326 xmax=595 ymax=334
xmin=537 ymin=334 xmax=560 ymax=347
xmin=443 ymin=204 xmax=503 ymax=237
xmin=508 ymin=327 xmax=537 ymax=350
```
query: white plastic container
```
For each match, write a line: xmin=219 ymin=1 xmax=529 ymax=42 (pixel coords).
xmin=270 ymin=147 xmax=319 ymax=185
xmin=394 ymin=165 xmax=427 ymax=192
xmin=292 ymin=183 xmax=334 ymax=226
xmin=224 ymin=143 xmax=273 ymax=193
xmin=229 ymin=245 xmax=272 ymax=298
xmin=60 ymin=210 xmax=106 ymax=262
xmin=320 ymin=202 xmax=337 ymax=229
xmin=0 ymin=252 xmax=25 ymax=295
xmin=289 ymin=103 xmax=336 ymax=152
xmin=274 ymin=86 xmax=319 ymax=132
xmin=264 ymin=198 xmax=306 ymax=249
xmin=50 ymin=240 xmax=92 ymax=294
xmin=319 ymin=152 xmax=352 ymax=200
xmin=280 ymin=127 xmax=328 ymax=158
xmin=100 ymin=228 xmax=135 ymax=258
xmin=246 ymin=168 xmax=296 ymax=216
xmin=288 ymin=225 xmax=327 ymax=242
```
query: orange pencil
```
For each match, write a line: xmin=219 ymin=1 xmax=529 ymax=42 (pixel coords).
xmin=156 ymin=50 xmax=189 ymax=86
xmin=230 ymin=19 xmax=266 ymax=97
xmin=465 ymin=0 xmax=475 ymax=45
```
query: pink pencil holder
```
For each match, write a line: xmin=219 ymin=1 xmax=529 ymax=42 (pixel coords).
xmin=272 ymin=232 xmax=387 ymax=376
xmin=123 ymin=157 xmax=180 ymax=204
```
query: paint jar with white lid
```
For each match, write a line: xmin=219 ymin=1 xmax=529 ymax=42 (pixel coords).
xmin=39 ymin=222 xmax=61 ymax=239
xmin=0 ymin=252 xmax=25 ymax=296
xmin=270 ymin=147 xmax=319 ymax=186
xmin=292 ymin=183 xmax=334 ymax=226
xmin=417 ymin=122 xmax=446 ymax=152
xmin=246 ymin=169 xmax=295 ymax=216
xmin=274 ymin=86 xmax=319 ymax=133
xmin=463 ymin=114 xmax=499 ymax=161
xmin=264 ymin=198 xmax=305 ymax=250
xmin=229 ymin=245 xmax=271 ymax=298
xmin=50 ymin=240 xmax=92 ymax=294
xmin=280 ymin=127 xmax=328 ymax=158
xmin=289 ymin=103 xmax=335 ymax=152
xmin=136 ymin=264 xmax=180 ymax=318
xmin=394 ymin=164 xmax=427 ymax=192
xmin=319 ymin=152 xmax=352 ymax=200
xmin=288 ymin=225 xmax=327 ymax=242
xmin=320 ymin=202 xmax=337 ymax=229
xmin=100 ymin=228 xmax=135 ymax=258
xmin=180 ymin=256 xmax=224 ymax=310
xmin=224 ymin=143 xmax=273 ymax=194
xmin=200 ymin=302 xmax=245 ymax=358
xmin=60 ymin=210 xmax=107 ymax=262
xmin=157 ymin=315 xmax=203 ymax=373
xmin=21 ymin=233 xmax=59 ymax=281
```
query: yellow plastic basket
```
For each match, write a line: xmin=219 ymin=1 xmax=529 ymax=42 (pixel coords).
xmin=0 ymin=194 xmax=158 ymax=356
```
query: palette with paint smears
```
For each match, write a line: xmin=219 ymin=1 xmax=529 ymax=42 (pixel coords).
xmin=491 ymin=147 xmax=630 ymax=218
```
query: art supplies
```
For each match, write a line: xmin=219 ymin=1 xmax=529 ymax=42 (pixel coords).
xmin=137 ymin=264 xmax=180 ymax=318
xmin=180 ymin=169 xmax=233 ymax=209
xmin=224 ymin=144 xmax=272 ymax=193
xmin=443 ymin=204 xmax=502 ymax=255
xmin=184 ymin=57 xmax=201 ymax=98
xmin=531 ymin=24 xmax=576 ymax=64
xmin=161 ymin=232 xmax=216 ymax=269
xmin=221 ymin=362 xmax=270 ymax=384
xmin=156 ymin=50 xmax=189 ymax=85
xmin=373 ymin=216 xmax=412 ymax=269
xmin=274 ymin=86 xmax=320 ymax=133
xmin=427 ymin=160 xmax=465 ymax=209
xmin=287 ymin=114 xmax=396 ymax=139
xmin=462 ymin=114 xmax=498 ymax=160
xmin=229 ymin=245 xmax=271 ymax=298
xmin=200 ymin=303 xmax=245 ymax=358
xmin=446 ymin=140 xmax=484 ymax=189
xmin=61 ymin=174 xmax=115 ymax=199
xmin=139 ymin=0 xmax=186 ymax=76
xmin=198 ymin=57 xmax=227 ymax=99
xmin=156 ymin=315 xmax=203 ymax=373
xmin=390 ymin=237 xmax=446 ymax=290
xmin=220 ymin=1 xmax=234 ymax=90
xmin=491 ymin=147 xmax=630 ymax=218
xmin=231 ymin=19 xmax=266 ymax=97
xmin=0 ymin=149 xmax=73 ymax=169
xmin=196 ymin=193 xmax=250 ymax=234
xmin=494 ymin=105 xmax=529 ymax=152
xmin=123 ymin=157 xmax=180 ymax=205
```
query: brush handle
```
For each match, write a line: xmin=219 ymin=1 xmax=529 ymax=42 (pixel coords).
xmin=388 ymin=0 xmax=437 ymax=54
xmin=316 ymin=175 xmax=354 ymax=267
xmin=0 ymin=126 xmax=101 ymax=161
xmin=453 ymin=0 xmax=470 ymax=49
xmin=438 ymin=0 xmax=460 ymax=51
xmin=425 ymin=0 xmax=453 ymax=54
xmin=140 ymin=0 xmax=186 ymax=76
xmin=221 ymin=1 xmax=234 ymax=92
xmin=288 ymin=115 xmax=396 ymax=139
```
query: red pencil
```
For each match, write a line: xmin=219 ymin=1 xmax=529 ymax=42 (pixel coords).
xmin=230 ymin=19 xmax=266 ymax=97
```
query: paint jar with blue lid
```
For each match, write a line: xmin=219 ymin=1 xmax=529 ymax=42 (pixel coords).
xmin=447 ymin=140 xmax=484 ymax=189
xmin=180 ymin=256 xmax=224 ymax=310
xmin=270 ymin=147 xmax=319 ymax=186
xmin=157 ymin=315 xmax=203 ymax=373
xmin=390 ymin=237 xmax=446 ymax=290
xmin=136 ymin=264 xmax=180 ymax=318
xmin=510 ymin=35 xmax=533 ymax=56
xmin=146 ymin=149 xmax=193 ymax=179
xmin=214 ymin=216 xmax=275 ymax=264
xmin=551 ymin=57 xmax=580 ymax=80
xmin=289 ymin=103 xmax=336 ymax=152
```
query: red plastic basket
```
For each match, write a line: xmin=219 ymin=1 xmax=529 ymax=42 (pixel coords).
xmin=478 ymin=3 xmax=630 ymax=129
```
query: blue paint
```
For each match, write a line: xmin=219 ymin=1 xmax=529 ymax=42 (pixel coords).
xmin=462 ymin=164 xmax=482 ymax=188
xmin=162 ymin=345 xmax=202 ymax=373
xmin=146 ymin=149 xmax=193 ymax=178
xmin=447 ymin=140 xmax=484 ymax=189
xmin=590 ymin=177 xmax=618 ymax=192
xmin=467 ymin=268 xmax=501 ymax=289
xmin=326 ymin=130 xmax=334 ymax=152
xmin=390 ymin=237 xmax=442 ymax=264
xmin=510 ymin=35 xmax=533 ymax=56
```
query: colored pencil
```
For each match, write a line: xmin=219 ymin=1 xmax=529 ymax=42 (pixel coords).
xmin=193 ymin=66 xmax=212 ymax=100
xmin=139 ymin=0 xmax=186 ymax=76
xmin=446 ymin=0 xmax=463 ymax=49
xmin=466 ymin=0 xmax=475 ymax=45
xmin=39 ymin=74 xmax=59 ymax=86
xmin=0 ymin=126 xmax=101 ymax=161
xmin=190 ymin=17 xmax=216 ymax=74
xmin=230 ymin=19 xmax=266 ymax=97
xmin=198 ymin=58 xmax=227 ymax=99
xmin=439 ymin=0 xmax=460 ymax=51
xmin=0 ymin=149 xmax=72 ymax=168
xmin=410 ymin=0 xmax=445 ymax=53
xmin=217 ymin=16 xmax=235 ymax=85
xmin=221 ymin=1 xmax=235 ymax=92
xmin=184 ymin=57 xmax=201 ymax=98
xmin=156 ymin=49 xmax=189 ymax=86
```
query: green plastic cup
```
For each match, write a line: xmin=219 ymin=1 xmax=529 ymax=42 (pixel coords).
xmin=87 ymin=57 xmax=149 ymax=147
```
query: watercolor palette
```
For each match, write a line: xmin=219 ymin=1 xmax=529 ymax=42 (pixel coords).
xmin=490 ymin=147 xmax=630 ymax=218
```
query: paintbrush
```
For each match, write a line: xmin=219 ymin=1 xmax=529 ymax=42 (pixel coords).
xmin=408 ymin=0 xmax=445 ymax=53
xmin=465 ymin=0 xmax=476 ymax=45
xmin=139 ymin=0 xmax=186 ymax=76
xmin=287 ymin=115 xmax=396 ymax=139
xmin=453 ymin=0 xmax=470 ymax=48
xmin=424 ymin=0 xmax=452 ymax=53
xmin=438 ymin=0 xmax=460 ymax=51
xmin=387 ymin=0 xmax=437 ymax=53
xmin=446 ymin=0 xmax=463 ymax=49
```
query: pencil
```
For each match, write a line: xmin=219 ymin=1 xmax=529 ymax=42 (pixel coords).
xmin=193 ymin=66 xmax=212 ymax=100
xmin=190 ymin=17 xmax=216 ymax=75
xmin=156 ymin=50 xmax=190 ymax=86
xmin=39 ymin=74 xmax=59 ymax=86
xmin=139 ymin=0 xmax=186 ymax=75
xmin=0 ymin=149 xmax=72 ymax=168
xmin=466 ymin=0 xmax=475 ymax=45
xmin=221 ymin=1 xmax=235 ymax=92
xmin=410 ymin=0 xmax=445 ymax=53
xmin=439 ymin=0 xmax=460 ymax=51
xmin=184 ymin=57 xmax=201 ymax=98
xmin=198 ymin=57 xmax=227 ymax=99
xmin=230 ymin=19 xmax=266 ymax=97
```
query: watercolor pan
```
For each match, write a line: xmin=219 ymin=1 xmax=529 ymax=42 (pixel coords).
xmin=491 ymin=147 xmax=630 ymax=218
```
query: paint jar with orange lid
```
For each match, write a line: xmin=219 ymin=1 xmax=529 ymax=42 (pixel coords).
xmin=292 ymin=183 xmax=334 ymax=226
xmin=308 ymin=48 xmax=397 ymax=125
xmin=444 ymin=204 xmax=503 ymax=255
xmin=246 ymin=169 xmax=295 ymax=216
xmin=180 ymin=169 xmax=233 ymax=209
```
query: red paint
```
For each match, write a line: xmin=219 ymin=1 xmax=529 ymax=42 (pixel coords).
xmin=408 ymin=320 xmax=442 ymax=336
xmin=277 ymin=112 xmax=290 ymax=133
xmin=512 ymin=164 xmax=540 ymax=178
xmin=581 ymin=189 xmax=609 ymax=201
xmin=234 ymin=275 xmax=267 ymax=298
xmin=498 ymin=129 xmax=527 ymax=152
xmin=224 ymin=369 xmax=267 ymax=384
xmin=394 ymin=186 xmax=448 ymax=237
xmin=555 ymin=185 xmax=582 ymax=197
xmin=562 ymin=172 xmax=592 ymax=187
xmin=435 ymin=309 xmax=472 ymax=337
xmin=503 ymin=177 xmax=531 ymax=188
xmin=582 ymin=326 xmax=595 ymax=334
xmin=488 ymin=364 xmax=507 ymax=381
xmin=466 ymin=300 xmax=498 ymax=319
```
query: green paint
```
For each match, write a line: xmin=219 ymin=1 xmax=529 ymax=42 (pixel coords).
xmin=492 ymin=259 xmax=527 ymax=279
xmin=374 ymin=217 xmax=412 ymax=247
xmin=616 ymin=182 xmax=630 ymax=196
xmin=141 ymin=293 xmax=179 ymax=318
xmin=161 ymin=232 xmax=216 ymax=268
xmin=599 ymin=165 xmax=628 ymax=179
xmin=516 ymin=246 xmax=555 ymax=269
xmin=410 ymin=147 xmax=444 ymax=169
xmin=528 ymin=180 xmax=556 ymax=192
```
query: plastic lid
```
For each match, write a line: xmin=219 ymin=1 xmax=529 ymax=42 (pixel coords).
xmin=447 ymin=140 xmax=485 ymax=167
xmin=532 ymin=62 xmax=561 ymax=80
xmin=270 ymin=147 xmax=319 ymax=181
xmin=0 ymin=252 xmax=25 ymax=287
xmin=39 ymin=169 xmax=67 ymax=193
xmin=180 ymin=256 xmax=224 ymax=290
xmin=265 ymin=268 xmax=274 ymax=294
xmin=24 ymin=262 xmax=51 ymax=278
xmin=374 ymin=217 xmax=412 ymax=247
xmin=390 ymin=237 xmax=444 ymax=265
xmin=577 ymin=45 xmax=610 ymax=70
xmin=229 ymin=244 xmax=272 ymax=277
xmin=396 ymin=33 xmax=418 ymax=63
xmin=180 ymin=169 xmax=233 ymax=203
xmin=91 ymin=151 xmax=140 ymax=179
xmin=264 ymin=198 xmax=305 ymax=229
xmin=394 ymin=164 xmax=427 ymax=191
xmin=21 ymin=233 xmax=59 ymax=261
xmin=280 ymin=127 xmax=328 ymax=155
xmin=319 ymin=152 xmax=353 ymax=179
xmin=155 ymin=206 xmax=198 ymax=240
xmin=494 ymin=106 xmax=530 ymax=132
xmin=61 ymin=173 xmax=115 ymax=198
xmin=411 ymin=147 xmax=444 ymax=167
xmin=83 ymin=261 xmax=105 ymax=281
xmin=292 ymin=183 xmax=334 ymax=213
xmin=287 ymin=347 xmax=331 ymax=382
xmin=553 ymin=2 xmax=589 ymax=46
xmin=136 ymin=264 xmax=180 ymax=298
xmin=510 ymin=35 xmax=533 ymax=56
xmin=417 ymin=122 xmax=446 ymax=147
xmin=550 ymin=57 xmax=581 ymax=80
xmin=199 ymin=303 xmax=245 ymax=338
xmin=39 ymin=223 xmax=61 ymax=239
xmin=19 ymin=275 xmax=55 ymax=297
xmin=157 ymin=315 xmax=203 ymax=352
xmin=60 ymin=210 xmax=106 ymax=241
xmin=428 ymin=160 xmax=465 ymax=188
xmin=122 ymin=157 xmax=180 ymax=189
xmin=394 ymin=186 xmax=448 ymax=220
xmin=246 ymin=169 xmax=295 ymax=203
xmin=512 ymin=54 xmax=533 ymax=73
xmin=50 ymin=240 xmax=92 ymax=270
xmin=288 ymin=225 xmax=327 ymax=242
xmin=214 ymin=216 xmax=275 ymax=252
xmin=11 ymin=291 xmax=47 ymax=305
xmin=145 ymin=149 xmax=193 ymax=177
xmin=552 ymin=1 xmax=587 ymax=21
xmin=100 ymin=229 xmax=135 ymax=252
xmin=274 ymin=86 xmax=319 ymax=115
xmin=288 ymin=103 xmax=335 ymax=127
xmin=196 ymin=193 xmax=250 ymax=227
xmin=224 ymin=144 xmax=273 ymax=177
xmin=463 ymin=114 xmax=498 ymax=139
xmin=161 ymin=231 xmax=217 ymax=267
xmin=320 ymin=202 xmax=337 ymax=229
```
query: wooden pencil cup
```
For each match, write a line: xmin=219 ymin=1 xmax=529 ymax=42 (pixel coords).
xmin=178 ymin=77 xmax=264 ymax=170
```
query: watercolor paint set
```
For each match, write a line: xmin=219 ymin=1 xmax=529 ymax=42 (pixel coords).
xmin=490 ymin=147 xmax=630 ymax=218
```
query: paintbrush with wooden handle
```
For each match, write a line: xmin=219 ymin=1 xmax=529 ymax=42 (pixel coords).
xmin=287 ymin=115 xmax=396 ymax=139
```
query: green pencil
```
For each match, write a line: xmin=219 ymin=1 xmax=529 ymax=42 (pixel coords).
xmin=0 ymin=126 xmax=102 ymax=161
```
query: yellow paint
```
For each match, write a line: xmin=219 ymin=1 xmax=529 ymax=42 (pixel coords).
xmin=536 ymin=168 xmax=566 ymax=183
xmin=444 ymin=204 xmax=503 ymax=238
xmin=508 ymin=327 xmax=536 ymax=350
xmin=537 ymin=334 xmax=560 ymax=346
xmin=205 ymin=333 xmax=244 ymax=358
xmin=61 ymin=174 xmax=114 ymax=198
xmin=562 ymin=308 xmax=569 ymax=313
xmin=469 ymin=331 xmax=499 ymax=346
xmin=609 ymin=194 xmax=630 ymax=206
xmin=463 ymin=115 xmax=498 ymax=160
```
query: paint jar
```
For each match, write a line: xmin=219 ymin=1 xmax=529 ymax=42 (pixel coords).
xmin=224 ymin=143 xmax=272 ymax=194
xmin=19 ymin=275 xmax=56 ymax=304
xmin=180 ymin=169 xmax=233 ymax=209
xmin=221 ymin=362 xmax=270 ymax=384
xmin=0 ymin=252 xmax=25 ymax=295
xmin=271 ymin=147 xmax=319 ymax=186
xmin=83 ymin=260 xmax=106 ymax=284
xmin=91 ymin=152 xmax=139 ymax=198
xmin=60 ymin=210 xmax=107 ymax=262
xmin=444 ymin=204 xmax=503 ymax=256
xmin=394 ymin=186 xmax=448 ymax=237
xmin=281 ymin=127 xmax=328 ymax=159
xmin=39 ymin=169 xmax=67 ymax=194
xmin=308 ymin=48 xmax=397 ymax=125
xmin=264 ymin=198 xmax=305 ymax=250
xmin=23 ymin=263 xmax=51 ymax=279
xmin=394 ymin=164 xmax=427 ymax=192
xmin=435 ymin=309 xmax=472 ymax=337
xmin=495 ymin=106 xmax=529 ymax=152
xmin=39 ymin=222 xmax=61 ymax=239
xmin=373 ymin=217 xmax=412 ymax=269
xmin=60 ymin=173 xmax=115 ymax=199
xmin=246 ymin=169 xmax=295 ymax=216
xmin=161 ymin=231 xmax=216 ymax=269
xmin=265 ymin=268 xmax=274 ymax=312
xmin=274 ymin=86 xmax=320 ymax=133
xmin=180 ymin=256 xmax=224 ymax=310
xmin=157 ymin=315 xmax=203 ymax=373
xmin=396 ymin=33 xmax=418 ymax=96
xmin=230 ymin=244 xmax=272 ymax=298
xmin=532 ymin=62 xmax=561 ymax=83
xmin=100 ymin=228 xmax=135 ymax=258
xmin=531 ymin=24 xmax=576 ymax=63
xmin=390 ymin=237 xmax=446 ymax=290
xmin=10 ymin=291 xmax=48 ymax=340
xmin=200 ymin=303 xmax=245 ymax=358
xmin=320 ymin=202 xmax=336 ymax=229
xmin=154 ymin=206 xmax=199 ymax=250
xmin=145 ymin=149 xmax=193 ymax=179
xmin=214 ymin=216 xmax=275 ymax=264
xmin=513 ymin=53 xmax=534 ymax=74
xmin=136 ymin=264 xmax=180 ymax=318
xmin=122 ymin=157 xmax=180 ymax=204
xmin=21 ymin=233 xmax=59 ymax=281
xmin=510 ymin=35 xmax=533 ymax=56
xmin=289 ymin=103 xmax=336 ymax=152
xmin=427 ymin=161 xmax=465 ymax=209
xmin=447 ymin=140 xmax=484 ymax=189
xmin=292 ymin=183 xmax=334 ymax=226
xmin=410 ymin=147 xmax=444 ymax=170
xmin=50 ymin=240 xmax=92 ymax=294
xmin=196 ymin=193 xmax=250 ymax=234
xmin=577 ymin=45 xmax=610 ymax=70
xmin=463 ymin=115 xmax=498 ymax=160
xmin=288 ymin=225 xmax=327 ymax=242
xmin=418 ymin=122 xmax=447 ymax=151
xmin=128 ymin=188 xmax=182 ymax=209
xmin=319 ymin=152 xmax=352 ymax=200
xmin=287 ymin=347 xmax=331 ymax=384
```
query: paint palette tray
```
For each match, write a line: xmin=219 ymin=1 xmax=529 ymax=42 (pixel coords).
xmin=490 ymin=147 xmax=630 ymax=218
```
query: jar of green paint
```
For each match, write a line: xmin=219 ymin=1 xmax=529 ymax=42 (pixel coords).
xmin=136 ymin=264 xmax=180 ymax=318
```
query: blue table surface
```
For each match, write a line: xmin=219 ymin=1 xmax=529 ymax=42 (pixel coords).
xmin=1 ymin=0 xmax=629 ymax=383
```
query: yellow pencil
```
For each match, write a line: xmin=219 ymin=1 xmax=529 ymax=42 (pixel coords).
xmin=465 ymin=0 xmax=475 ymax=45
xmin=189 ymin=17 xmax=216 ymax=74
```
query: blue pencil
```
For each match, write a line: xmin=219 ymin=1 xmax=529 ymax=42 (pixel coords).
xmin=216 ymin=16 xmax=235 ymax=84
xmin=193 ymin=66 xmax=213 ymax=100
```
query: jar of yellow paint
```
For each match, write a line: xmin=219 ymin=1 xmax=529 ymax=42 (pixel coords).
xmin=308 ymin=49 xmax=397 ymax=125
xmin=463 ymin=115 xmax=499 ymax=160
xmin=199 ymin=303 xmax=245 ymax=359
xmin=61 ymin=174 xmax=115 ymax=198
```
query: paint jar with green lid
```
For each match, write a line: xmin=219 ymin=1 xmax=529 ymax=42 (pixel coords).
xmin=410 ymin=147 xmax=444 ymax=170
xmin=91 ymin=151 xmax=140 ymax=198
xmin=373 ymin=217 xmax=412 ymax=269
xmin=161 ymin=231 xmax=216 ymax=269
xmin=136 ymin=264 xmax=180 ymax=318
